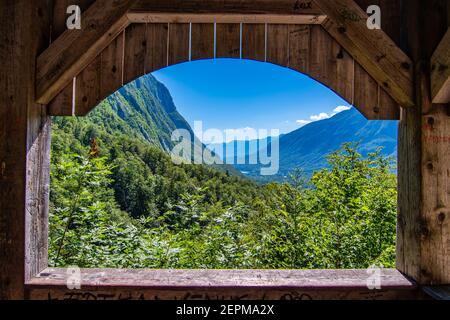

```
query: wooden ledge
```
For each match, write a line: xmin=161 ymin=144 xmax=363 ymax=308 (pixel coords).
xmin=25 ymin=268 xmax=420 ymax=300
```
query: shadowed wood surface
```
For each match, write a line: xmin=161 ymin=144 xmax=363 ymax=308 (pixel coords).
xmin=431 ymin=28 xmax=450 ymax=103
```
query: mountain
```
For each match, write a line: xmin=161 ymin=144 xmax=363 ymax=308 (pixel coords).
xmin=229 ymin=108 xmax=398 ymax=180
xmin=100 ymin=75 xmax=193 ymax=151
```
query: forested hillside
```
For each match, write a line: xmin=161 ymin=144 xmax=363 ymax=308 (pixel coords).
xmin=49 ymin=75 xmax=397 ymax=269
xmin=232 ymin=108 xmax=398 ymax=181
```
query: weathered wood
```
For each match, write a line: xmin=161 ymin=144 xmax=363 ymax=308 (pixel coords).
xmin=353 ymin=63 xmax=379 ymax=119
xmin=1 ymin=0 xmax=51 ymax=299
xmin=123 ymin=24 xmax=147 ymax=85
xmin=317 ymin=0 xmax=414 ymax=108
xmin=48 ymin=81 xmax=74 ymax=116
xmin=309 ymin=25 xmax=337 ymax=95
xmin=131 ymin=0 xmax=324 ymax=16
xmin=26 ymin=268 xmax=420 ymax=300
xmin=75 ymin=56 xmax=101 ymax=116
xmin=191 ymin=24 xmax=215 ymax=61
xmin=101 ymin=31 xmax=125 ymax=98
xmin=128 ymin=13 xmax=326 ymax=25
xmin=267 ymin=24 xmax=289 ymax=66
xmin=145 ymin=23 xmax=169 ymax=73
xmin=288 ymin=25 xmax=310 ymax=74
xmin=397 ymin=0 xmax=450 ymax=285
xmin=168 ymin=23 xmax=190 ymax=65
xmin=242 ymin=24 xmax=266 ymax=61
xmin=216 ymin=24 xmax=241 ymax=58
xmin=431 ymin=28 xmax=450 ymax=103
xmin=36 ymin=0 xmax=135 ymax=104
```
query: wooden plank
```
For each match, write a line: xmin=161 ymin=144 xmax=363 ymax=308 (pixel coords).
xmin=131 ymin=0 xmax=324 ymax=15
xmin=145 ymin=23 xmax=169 ymax=73
xmin=123 ymin=24 xmax=147 ymax=85
xmin=216 ymin=24 xmax=241 ymax=58
xmin=267 ymin=24 xmax=289 ymax=66
xmin=354 ymin=63 xmax=379 ymax=120
xmin=36 ymin=0 xmax=135 ymax=104
xmin=191 ymin=23 xmax=215 ymax=61
xmin=288 ymin=25 xmax=310 ymax=74
xmin=431 ymin=28 xmax=450 ymax=103
xmin=48 ymin=81 xmax=74 ymax=116
xmin=397 ymin=0 xmax=450 ymax=285
xmin=317 ymin=0 xmax=414 ymax=108
xmin=168 ymin=23 xmax=190 ymax=65
xmin=309 ymin=25 xmax=336 ymax=93
xmin=128 ymin=13 xmax=326 ymax=25
xmin=242 ymin=24 xmax=266 ymax=61
xmin=101 ymin=32 xmax=125 ymax=99
xmin=334 ymin=43 xmax=354 ymax=105
xmin=75 ymin=56 xmax=101 ymax=116
xmin=1 ymin=0 xmax=51 ymax=299
xmin=26 ymin=268 xmax=420 ymax=300
xmin=378 ymin=88 xmax=401 ymax=120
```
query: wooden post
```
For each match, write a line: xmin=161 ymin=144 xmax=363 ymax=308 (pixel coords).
xmin=397 ymin=0 xmax=450 ymax=285
xmin=0 ymin=0 xmax=51 ymax=299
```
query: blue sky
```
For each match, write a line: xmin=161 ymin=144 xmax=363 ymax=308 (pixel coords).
xmin=153 ymin=59 xmax=350 ymax=141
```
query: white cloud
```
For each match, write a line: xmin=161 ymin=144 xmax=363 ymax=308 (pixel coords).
xmin=310 ymin=112 xmax=331 ymax=121
xmin=296 ymin=106 xmax=352 ymax=127
xmin=296 ymin=120 xmax=312 ymax=125
xmin=333 ymin=105 xmax=351 ymax=113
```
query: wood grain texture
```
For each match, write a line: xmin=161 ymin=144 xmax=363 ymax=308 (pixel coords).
xmin=288 ymin=25 xmax=310 ymax=74
xmin=75 ymin=56 xmax=101 ymax=116
xmin=26 ymin=268 xmax=420 ymax=300
xmin=397 ymin=0 xmax=450 ymax=285
xmin=191 ymin=23 xmax=215 ymax=60
xmin=36 ymin=0 xmax=135 ymax=104
xmin=267 ymin=24 xmax=289 ymax=66
xmin=101 ymin=32 xmax=124 ymax=98
xmin=131 ymin=0 xmax=323 ymax=15
xmin=353 ymin=63 xmax=379 ymax=119
xmin=242 ymin=24 xmax=266 ymax=61
xmin=123 ymin=24 xmax=147 ymax=85
xmin=0 ymin=0 xmax=51 ymax=299
xmin=168 ymin=23 xmax=190 ymax=65
xmin=318 ymin=0 xmax=414 ymax=108
xmin=216 ymin=24 xmax=241 ymax=58
xmin=48 ymin=81 xmax=74 ymax=116
xmin=145 ymin=23 xmax=169 ymax=72
xmin=309 ymin=25 xmax=337 ymax=94
xmin=431 ymin=28 xmax=450 ymax=103
xmin=128 ymin=13 xmax=326 ymax=24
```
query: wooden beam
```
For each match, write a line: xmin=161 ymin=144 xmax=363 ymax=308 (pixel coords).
xmin=316 ymin=0 xmax=414 ymax=108
xmin=36 ymin=0 xmax=136 ymax=105
xmin=26 ymin=268 xmax=420 ymax=300
xmin=1 ymin=0 xmax=52 ymax=299
xmin=131 ymin=0 xmax=323 ymax=15
xmin=128 ymin=0 xmax=326 ymax=24
xmin=128 ymin=13 xmax=326 ymax=25
xmin=431 ymin=28 xmax=450 ymax=103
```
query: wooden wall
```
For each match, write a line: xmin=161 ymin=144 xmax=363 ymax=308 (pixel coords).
xmin=397 ymin=0 xmax=450 ymax=285
xmin=48 ymin=20 xmax=400 ymax=120
xmin=0 ymin=0 xmax=52 ymax=299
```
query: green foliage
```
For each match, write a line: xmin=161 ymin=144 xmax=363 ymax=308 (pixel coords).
xmin=48 ymin=74 xmax=397 ymax=270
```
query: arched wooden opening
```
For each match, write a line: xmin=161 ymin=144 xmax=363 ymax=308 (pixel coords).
xmin=48 ymin=21 xmax=401 ymax=120
xmin=3 ymin=0 xmax=450 ymax=300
